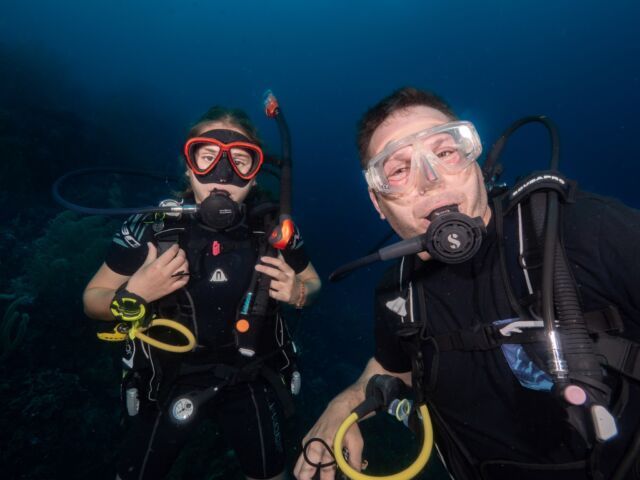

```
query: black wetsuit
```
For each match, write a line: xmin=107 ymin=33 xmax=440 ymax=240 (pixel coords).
xmin=105 ymin=210 xmax=309 ymax=480
xmin=374 ymin=192 xmax=640 ymax=479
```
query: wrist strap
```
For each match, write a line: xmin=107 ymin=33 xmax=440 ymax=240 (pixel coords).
xmin=110 ymin=289 xmax=148 ymax=323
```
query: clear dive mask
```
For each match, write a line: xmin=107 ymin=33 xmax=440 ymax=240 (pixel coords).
xmin=364 ymin=121 xmax=482 ymax=195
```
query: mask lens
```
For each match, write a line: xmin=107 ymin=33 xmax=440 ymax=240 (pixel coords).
xmin=193 ymin=143 xmax=221 ymax=172
xmin=421 ymin=132 xmax=468 ymax=172
xmin=229 ymin=145 xmax=262 ymax=177
xmin=381 ymin=146 xmax=414 ymax=190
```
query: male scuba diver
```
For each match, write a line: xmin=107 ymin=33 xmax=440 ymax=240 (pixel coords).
xmin=294 ymin=87 xmax=640 ymax=480
xmin=82 ymin=103 xmax=320 ymax=480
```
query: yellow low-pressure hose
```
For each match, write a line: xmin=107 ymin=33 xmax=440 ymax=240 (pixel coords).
xmin=333 ymin=404 xmax=433 ymax=480
xmin=132 ymin=318 xmax=196 ymax=353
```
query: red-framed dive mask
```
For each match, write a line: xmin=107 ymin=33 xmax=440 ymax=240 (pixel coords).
xmin=184 ymin=129 xmax=264 ymax=186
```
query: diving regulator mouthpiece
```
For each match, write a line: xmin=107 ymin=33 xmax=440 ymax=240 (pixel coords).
xmin=329 ymin=204 xmax=486 ymax=282
xmin=423 ymin=205 xmax=485 ymax=264
xmin=198 ymin=190 xmax=243 ymax=230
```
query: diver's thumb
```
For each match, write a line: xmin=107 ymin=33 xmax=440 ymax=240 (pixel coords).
xmin=143 ymin=242 xmax=157 ymax=265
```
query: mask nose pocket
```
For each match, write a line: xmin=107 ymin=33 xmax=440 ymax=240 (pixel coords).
xmin=214 ymin=153 xmax=234 ymax=183
xmin=414 ymin=149 xmax=440 ymax=184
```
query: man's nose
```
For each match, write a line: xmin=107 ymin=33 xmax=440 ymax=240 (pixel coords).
xmin=415 ymin=152 xmax=441 ymax=188
xmin=423 ymin=160 xmax=439 ymax=182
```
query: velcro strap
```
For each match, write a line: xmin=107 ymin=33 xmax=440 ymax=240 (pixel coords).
xmin=433 ymin=324 xmax=500 ymax=351
xmin=432 ymin=324 xmax=544 ymax=352
xmin=594 ymin=335 xmax=640 ymax=382
xmin=155 ymin=227 xmax=185 ymax=255
xmin=212 ymin=239 xmax=254 ymax=255
xmin=584 ymin=305 xmax=624 ymax=334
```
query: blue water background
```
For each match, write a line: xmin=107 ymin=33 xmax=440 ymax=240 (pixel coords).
xmin=1 ymin=0 xmax=638 ymax=478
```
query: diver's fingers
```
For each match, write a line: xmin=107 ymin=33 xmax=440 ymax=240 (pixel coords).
xmin=175 ymin=258 xmax=190 ymax=275
xmin=293 ymin=457 xmax=318 ymax=480
xmin=268 ymin=279 xmax=287 ymax=291
xmin=170 ymin=256 xmax=189 ymax=275
xmin=260 ymin=255 xmax=294 ymax=274
xmin=155 ymin=243 xmax=180 ymax=266
xmin=255 ymin=263 xmax=286 ymax=281
xmin=293 ymin=451 xmax=316 ymax=480
xmin=293 ymin=448 xmax=335 ymax=480
xmin=142 ymin=242 xmax=158 ymax=266
xmin=165 ymin=248 xmax=188 ymax=273
xmin=268 ymin=285 xmax=289 ymax=303
xmin=319 ymin=464 xmax=337 ymax=480
xmin=269 ymin=278 xmax=298 ymax=302
xmin=170 ymin=275 xmax=189 ymax=290
xmin=292 ymin=454 xmax=307 ymax=479
xmin=259 ymin=255 xmax=282 ymax=266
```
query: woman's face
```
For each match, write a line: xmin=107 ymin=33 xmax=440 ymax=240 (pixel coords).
xmin=186 ymin=120 xmax=257 ymax=204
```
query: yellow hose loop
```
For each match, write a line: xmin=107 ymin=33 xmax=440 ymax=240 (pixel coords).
xmin=334 ymin=404 xmax=433 ymax=480
xmin=132 ymin=318 xmax=196 ymax=353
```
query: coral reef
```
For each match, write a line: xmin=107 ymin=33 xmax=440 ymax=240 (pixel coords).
xmin=18 ymin=210 xmax=115 ymax=303
xmin=0 ymin=294 xmax=30 ymax=362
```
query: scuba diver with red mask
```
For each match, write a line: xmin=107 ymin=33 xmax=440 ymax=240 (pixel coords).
xmin=82 ymin=101 xmax=321 ymax=480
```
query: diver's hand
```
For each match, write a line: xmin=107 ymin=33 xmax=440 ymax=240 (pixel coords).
xmin=255 ymin=254 xmax=300 ymax=304
xmin=126 ymin=243 xmax=189 ymax=303
xmin=294 ymin=399 xmax=365 ymax=480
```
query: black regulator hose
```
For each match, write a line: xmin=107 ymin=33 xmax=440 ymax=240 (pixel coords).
xmin=51 ymin=167 xmax=188 ymax=216
xmin=482 ymin=115 xmax=560 ymax=183
xmin=553 ymin=231 xmax=604 ymax=383
xmin=329 ymin=205 xmax=484 ymax=282
xmin=329 ymin=235 xmax=429 ymax=282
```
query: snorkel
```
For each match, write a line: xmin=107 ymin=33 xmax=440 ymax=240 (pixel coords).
xmin=263 ymin=90 xmax=296 ymax=249
xmin=233 ymin=90 xmax=299 ymax=358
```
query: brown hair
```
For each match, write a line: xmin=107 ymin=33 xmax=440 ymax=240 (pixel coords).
xmin=356 ymin=87 xmax=457 ymax=167
xmin=187 ymin=105 xmax=262 ymax=145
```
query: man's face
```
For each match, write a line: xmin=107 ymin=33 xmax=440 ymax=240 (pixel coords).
xmin=367 ymin=105 xmax=491 ymax=260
